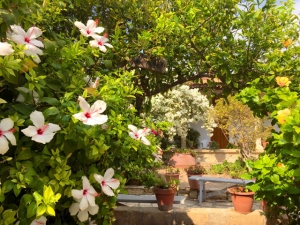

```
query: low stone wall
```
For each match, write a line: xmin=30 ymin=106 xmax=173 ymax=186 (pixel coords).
xmin=194 ymin=149 xmax=264 ymax=168
xmin=115 ymin=206 xmax=267 ymax=225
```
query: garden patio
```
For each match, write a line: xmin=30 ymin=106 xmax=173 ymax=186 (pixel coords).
xmin=1 ymin=0 xmax=300 ymax=224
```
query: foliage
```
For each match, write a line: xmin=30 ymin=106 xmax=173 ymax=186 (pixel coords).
xmin=185 ymin=165 xmax=206 ymax=175
xmin=208 ymin=140 xmax=220 ymax=150
xmin=165 ymin=166 xmax=180 ymax=174
xmin=143 ymin=171 xmax=179 ymax=189
xmin=211 ymin=95 xmax=271 ymax=160
xmin=208 ymin=159 xmax=247 ymax=179
xmin=149 ymin=85 xmax=216 ymax=145
xmin=238 ymin=76 xmax=300 ymax=224
xmin=0 ymin=1 xmax=163 ymax=224
xmin=173 ymin=128 xmax=200 ymax=149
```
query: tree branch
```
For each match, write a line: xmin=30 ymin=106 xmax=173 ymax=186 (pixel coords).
xmin=146 ymin=71 xmax=210 ymax=97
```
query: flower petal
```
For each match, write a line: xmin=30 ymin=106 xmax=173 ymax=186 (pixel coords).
xmin=79 ymin=196 xmax=89 ymax=211
xmin=10 ymin=25 xmax=26 ymax=36
xmin=30 ymin=39 xmax=44 ymax=48
xmin=3 ymin=132 xmax=16 ymax=145
xmin=30 ymin=111 xmax=45 ymax=128
xmin=93 ymin=27 xmax=104 ymax=34
xmin=106 ymin=179 xmax=120 ymax=190
xmin=0 ymin=42 xmax=14 ymax=56
xmin=84 ymin=114 xmax=108 ymax=126
xmin=94 ymin=174 xmax=104 ymax=185
xmin=0 ymin=136 xmax=9 ymax=155
xmin=0 ymin=118 xmax=14 ymax=131
xmin=74 ymin=21 xmax=86 ymax=29
xmin=102 ymin=184 xmax=114 ymax=196
xmin=141 ymin=136 xmax=150 ymax=145
xmin=82 ymin=176 xmax=91 ymax=190
xmin=88 ymin=205 xmax=99 ymax=215
xmin=44 ymin=123 xmax=61 ymax=133
xmin=104 ymin=168 xmax=114 ymax=181
xmin=78 ymin=96 xmax=91 ymax=112
xmin=89 ymin=40 xmax=99 ymax=48
xmin=11 ymin=34 xmax=26 ymax=45
xmin=77 ymin=209 xmax=89 ymax=222
xmin=90 ymin=100 xmax=106 ymax=114
xmin=69 ymin=202 xmax=80 ymax=215
xmin=99 ymin=46 xmax=107 ymax=53
xmin=27 ymin=27 xmax=42 ymax=39
xmin=86 ymin=20 xmax=96 ymax=29
xmin=128 ymin=132 xmax=138 ymax=140
xmin=32 ymin=133 xmax=55 ymax=144
xmin=72 ymin=190 xmax=83 ymax=199
xmin=21 ymin=126 xmax=37 ymax=137
xmin=86 ymin=193 xmax=96 ymax=206
xmin=104 ymin=43 xmax=113 ymax=48
xmin=72 ymin=112 xmax=87 ymax=122
xmin=128 ymin=125 xmax=138 ymax=133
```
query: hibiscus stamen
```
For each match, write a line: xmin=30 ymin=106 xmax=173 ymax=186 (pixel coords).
xmin=8 ymin=128 xmax=16 ymax=133
xmin=95 ymin=19 xmax=99 ymax=26
xmin=37 ymin=124 xmax=49 ymax=135
xmin=85 ymin=112 xmax=91 ymax=118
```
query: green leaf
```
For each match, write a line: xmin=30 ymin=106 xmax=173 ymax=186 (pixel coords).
xmin=43 ymin=186 xmax=54 ymax=204
xmin=103 ymin=60 xmax=112 ymax=68
xmin=2 ymin=209 xmax=17 ymax=225
xmin=21 ymin=194 xmax=34 ymax=205
xmin=33 ymin=192 xmax=43 ymax=204
xmin=40 ymin=97 xmax=60 ymax=106
xmin=0 ymin=98 xmax=7 ymax=104
xmin=27 ymin=202 xmax=37 ymax=218
xmin=270 ymin=174 xmax=280 ymax=184
xmin=43 ymin=107 xmax=60 ymax=118
xmin=36 ymin=204 xmax=46 ymax=217
xmin=2 ymin=180 xmax=14 ymax=193
xmin=46 ymin=205 xmax=55 ymax=216
xmin=283 ymin=132 xmax=293 ymax=143
xmin=17 ymin=150 xmax=32 ymax=161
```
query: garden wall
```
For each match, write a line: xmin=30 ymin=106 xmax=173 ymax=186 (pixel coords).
xmin=194 ymin=149 xmax=264 ymax=168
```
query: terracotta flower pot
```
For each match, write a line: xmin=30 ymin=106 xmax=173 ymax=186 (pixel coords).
xmin=168 ymin=153 xmax=196 ymax=168
xmin=154 ymin=186 xmax=176 ymax=211
xmin=187 ymin=174 xmax=202 ymax=189
xmin=228 ymin=187 xmax=255 ymax=214
xmin=165 ymin=173 xmax=180 ymax=183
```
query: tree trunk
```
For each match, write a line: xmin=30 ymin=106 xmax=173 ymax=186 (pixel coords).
xmin=181 ymin=136 xmax=186 ymax=149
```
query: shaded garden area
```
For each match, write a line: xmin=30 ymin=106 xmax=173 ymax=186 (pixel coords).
xmin=0 ymin=0 xmax=300 ymax=224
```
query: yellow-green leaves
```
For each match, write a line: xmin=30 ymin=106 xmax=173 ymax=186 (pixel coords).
xmin=33 ymin=185 xmax=61 ymax=217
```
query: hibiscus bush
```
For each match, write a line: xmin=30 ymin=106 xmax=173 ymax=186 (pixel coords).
xmin=238 ymin=77 xmax=300 ymax=223
xmin=0 ymin=2 xmax=163 ymax=225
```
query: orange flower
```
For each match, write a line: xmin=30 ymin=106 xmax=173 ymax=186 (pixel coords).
xmin=277 ymin=163 xmax=285 ymax=168
xmin=277 ymin=108 xmax=291 ymax=125
xmin=282 ymin=39 xmax=292 ymax=48
xmin=276 ymin=76 xmax=291 ymax=87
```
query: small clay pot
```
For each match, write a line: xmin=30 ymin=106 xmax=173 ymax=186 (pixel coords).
xmin=154 ymin=186 xmax=176 ymax=211
xmin=228 ymin=187 xmax=255 ymax=214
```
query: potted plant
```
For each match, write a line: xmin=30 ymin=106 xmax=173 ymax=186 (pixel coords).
xmin=227 ymin=185 xmax=255 ymax=214
xmin=164 ymin=166 xmax=180 ymax=183
xmin=168 ymin=148 xmax=197 ymax=168
xmin=144 ymin=171 xmax=180 ymax=211
xmin=185 ymin=165 xmax=206 ymax=189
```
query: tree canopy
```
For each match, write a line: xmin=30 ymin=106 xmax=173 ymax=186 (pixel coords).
xmin=1 ymin=0 xmax=299 ymax=110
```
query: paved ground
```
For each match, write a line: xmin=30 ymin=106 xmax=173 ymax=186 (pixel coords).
xmin=120 ymin=168 xmax=262 ymax=210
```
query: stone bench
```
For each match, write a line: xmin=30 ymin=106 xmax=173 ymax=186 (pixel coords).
xmin=188 ymin=176 xmax=255 ymax=204
xmin=117 ymin=194 xmax=186 ymax=204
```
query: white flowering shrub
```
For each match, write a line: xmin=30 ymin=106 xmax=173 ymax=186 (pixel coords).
xmin=150 ymin=85 xmax=216 ymax=142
